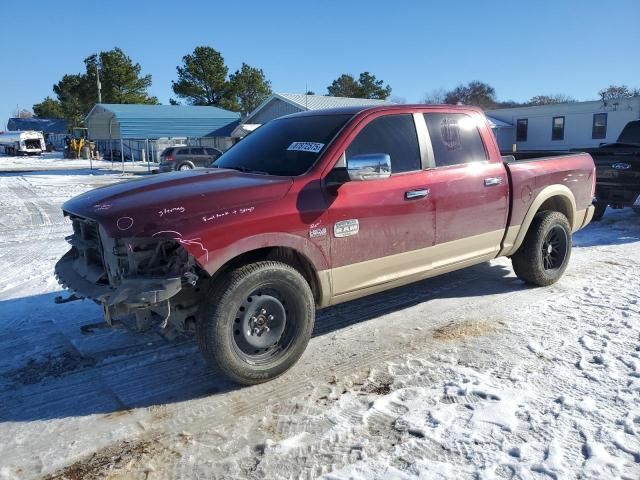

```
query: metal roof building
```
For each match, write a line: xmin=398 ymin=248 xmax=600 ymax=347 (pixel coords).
xmin=243 ymin=93 xmax=388 ymax=125
xmin=85 ymin=104 xmax=240 ymax=140
xmin=7 ymin=117 xmax=68 ymax=134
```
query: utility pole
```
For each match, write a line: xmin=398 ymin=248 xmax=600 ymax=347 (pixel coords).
xmin=96 ymin=53 xmax=102 ymax=104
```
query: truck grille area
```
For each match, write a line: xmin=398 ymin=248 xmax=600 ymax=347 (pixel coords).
xmin=66 ymin=214 xmax=109 ymax=285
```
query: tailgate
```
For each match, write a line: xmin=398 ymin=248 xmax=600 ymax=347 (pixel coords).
xmin=591 ymin=147 xmax=640 ymax=205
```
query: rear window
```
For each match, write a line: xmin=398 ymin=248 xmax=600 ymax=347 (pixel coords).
xmin=424 ymin=113 xmax=487 ymax=167
xmin=618 ymin=121 xmax=640 ymax=144
xmin=161 ymin=147 xmax=174 ymax=156
xmin=214 ymin=114 xmax=352 ymax=176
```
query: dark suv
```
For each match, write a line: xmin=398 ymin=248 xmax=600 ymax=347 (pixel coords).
xmin=159 ymin=146 xmax=223 ymax=172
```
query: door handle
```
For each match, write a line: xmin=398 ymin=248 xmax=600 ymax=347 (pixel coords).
xmin=484 ymin=177 xmax=503 ymax=187
xmin=405 ymin=188 xmax=430 ymax=200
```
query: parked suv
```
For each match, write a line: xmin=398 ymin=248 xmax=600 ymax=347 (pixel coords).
xmin=159 ymin=146 xmax=222 ymax=172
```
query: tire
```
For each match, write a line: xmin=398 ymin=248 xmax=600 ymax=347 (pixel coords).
xmin=592 ymin=202 xmax=607 ymax=221
xmin=511 ymin=211 xmax=572 ymax=287
xmin=197 ymin=261 xmax=315 ymax=385
xmin=178 ymin=163 xmax=193 ymax=171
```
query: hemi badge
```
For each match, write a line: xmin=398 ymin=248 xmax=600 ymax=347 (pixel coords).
xmin=334 ymin=219 xmax=359 ymax=238
xmin=309 ymin=227 xmax=327 ymax=238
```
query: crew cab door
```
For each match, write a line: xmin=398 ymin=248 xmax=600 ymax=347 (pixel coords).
xmin=326 ymin=113 xmax=436 ymax=296
xmin=421 ymin=112 xmax=508 ymax=267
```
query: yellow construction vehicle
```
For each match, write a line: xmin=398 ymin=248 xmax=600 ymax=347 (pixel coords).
xmin=65 ymin=128 xmax=95 ymax=159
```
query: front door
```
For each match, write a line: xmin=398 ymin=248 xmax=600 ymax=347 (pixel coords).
xmin=326 ymin=113 xmax=436 ymax=296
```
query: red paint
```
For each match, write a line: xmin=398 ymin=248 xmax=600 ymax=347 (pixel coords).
xmin=62 ymin=105 xmax=595 ymax=275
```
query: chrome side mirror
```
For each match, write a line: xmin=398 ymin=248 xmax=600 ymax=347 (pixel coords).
xmin=347 ymin=153 xmax=391 ymax=181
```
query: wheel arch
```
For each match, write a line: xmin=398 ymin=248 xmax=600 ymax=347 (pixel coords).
xmin=202 ymin=234 xmax=331 ymax=307
xmin=506 ymin=185 xmax=577 ymax=256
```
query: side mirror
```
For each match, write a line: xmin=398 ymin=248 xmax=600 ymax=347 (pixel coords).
xmin=347 ymin=153 xmax=392 ymax=181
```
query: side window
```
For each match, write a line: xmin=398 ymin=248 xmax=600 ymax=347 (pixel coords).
xmin=191 ymin=147 xmax=205 ymax=155
xmin=176 ymin=148 xmax=188 ymax=155
xmin=516 ymin=118 xmax=528 ymax=142
xmin=424 ymin=113 xmax=487 ymax=168
xmin=552 ymin=116 xmax=565 ymax=141
xmin=592 ymin=113 xmax=607 ymax=139
xmin=346 ymin=114 xmax=421 ymax=174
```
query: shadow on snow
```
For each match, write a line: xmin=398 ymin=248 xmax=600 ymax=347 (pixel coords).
xmin=0 ymin=260 xmax=522 ymax=423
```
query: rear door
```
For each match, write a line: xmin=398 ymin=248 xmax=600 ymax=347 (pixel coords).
xmin=422 ymin=112 xmax=508 ymax=268
xmin=189 ymin=147 xmax=207 ymax=167
xmin=327 ymin=113 xmax=436 ymax=296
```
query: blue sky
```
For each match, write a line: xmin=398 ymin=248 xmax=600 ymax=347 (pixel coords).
xmin=1 ymin=0 xmax=638 ymax=127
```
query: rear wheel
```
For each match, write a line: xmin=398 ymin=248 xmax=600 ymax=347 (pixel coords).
xmin=178 ymin=163 xmax=193 ymax=171
xmin=197 ymin=261 xmax=315 ymax=385
xmin=592 ymin=202 xmax=607 ymax=221
xmin=511 ymin=211 xmax=572 ymax=286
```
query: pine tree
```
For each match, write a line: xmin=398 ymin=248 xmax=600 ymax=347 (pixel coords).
xmin=222 ymin=63 xmax=272 ymax=116
xmin=172 ymin=46 xmax=229 ymax=106
xmin=327 ymin=72 xmax=391 ymax=100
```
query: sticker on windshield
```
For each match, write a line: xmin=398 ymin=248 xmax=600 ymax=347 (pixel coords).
xmin=287 ymin=142 xmax=325 ymax=153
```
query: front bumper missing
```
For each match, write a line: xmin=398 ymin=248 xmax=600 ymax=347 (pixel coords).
xmin=55 ymin=250 xmax=183 ymax=310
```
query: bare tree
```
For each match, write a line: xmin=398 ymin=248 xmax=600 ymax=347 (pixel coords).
xmin=422 ymin=88 xmax=447 ymax=104
xmin=528 ymin=94 xmax=575 ymax=105
xmin=12 ymin=108 xmax=33 ymax=118
xmin=598 ymin=85 xmax=640 ymax=102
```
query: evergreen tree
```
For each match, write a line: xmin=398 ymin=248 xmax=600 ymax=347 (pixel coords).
xmin=222 ymin=63 xmax=272 ymax=116
xmin=85 ymin=49 xmax=158 ymax=105
xmin=33 ymin=97 xmax=65 ymax=118
xmin=172 ymin=46 xmax=229 ymax=106
xmin=33 ymin=47 xmax=157 ymax=126
xmin=327 ymin=72 xmax=391 ymax=100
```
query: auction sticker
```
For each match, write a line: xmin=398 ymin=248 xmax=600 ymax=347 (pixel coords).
xmin=287 ymin=142 xmax=325 ymax=153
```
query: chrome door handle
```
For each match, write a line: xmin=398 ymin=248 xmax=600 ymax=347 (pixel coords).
xmin=484 ymin=177 xmax=503 ymax=187
xmin=405 ymin=188 xmax=430 ymax=200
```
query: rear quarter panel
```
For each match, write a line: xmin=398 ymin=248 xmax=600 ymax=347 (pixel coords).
xmin=506 ymin=153 xmax=595 ymax=230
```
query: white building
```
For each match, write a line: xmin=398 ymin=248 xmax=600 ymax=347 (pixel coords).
xmin=488 ymin=97 xmax=640 ymax=151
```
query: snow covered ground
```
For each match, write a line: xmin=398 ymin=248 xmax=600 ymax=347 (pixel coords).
xmin=0 ymin=170 xmax=638 ymax=479
xmin=0 ymin=152 xmax=156 ymax=173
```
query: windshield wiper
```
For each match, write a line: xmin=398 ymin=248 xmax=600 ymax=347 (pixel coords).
xmin=223 ymin=166 xmax=271 ymax=175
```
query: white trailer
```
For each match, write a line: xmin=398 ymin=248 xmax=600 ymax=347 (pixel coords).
xmin=0 ymin=131 xmax=46 ymax=156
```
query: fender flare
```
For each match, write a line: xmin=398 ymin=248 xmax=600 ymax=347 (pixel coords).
xmin=198 ymin=233 xmax=331 ymax=305
xmin=505 ymin=185 xmax=577 ymax=256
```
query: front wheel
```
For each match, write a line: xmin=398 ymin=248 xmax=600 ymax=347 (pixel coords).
xmin=511 ymin=211 xmax=572 ymax=286
xmin=197 ymin=261 xmax=315 ymax=385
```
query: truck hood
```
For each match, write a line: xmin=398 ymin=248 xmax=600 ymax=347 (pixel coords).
xmin=63 ymin=168 xmax=293 ymax=237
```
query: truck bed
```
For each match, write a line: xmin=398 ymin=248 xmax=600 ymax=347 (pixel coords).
xmin=502 ymin=151 xmax=595 ymax=233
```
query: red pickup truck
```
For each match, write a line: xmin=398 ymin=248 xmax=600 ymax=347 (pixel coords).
xmin=55 ymin=105 xmax=595 ymax=384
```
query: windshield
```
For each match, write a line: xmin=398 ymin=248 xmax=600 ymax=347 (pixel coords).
xmin=213 ymin=114 xmax=353 ymax=176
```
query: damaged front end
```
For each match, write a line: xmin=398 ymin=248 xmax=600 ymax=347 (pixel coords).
xmin=55 ymin=214 xmax=204 ymax=331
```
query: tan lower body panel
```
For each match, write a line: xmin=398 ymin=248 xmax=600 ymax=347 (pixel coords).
xmin=324 ymin=230 xmax=504 ymax=307
xmin=575 ymin=206 xmax=594 ymax=231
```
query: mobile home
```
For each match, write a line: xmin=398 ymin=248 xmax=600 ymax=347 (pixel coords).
xmin=488 ymin=97 xmax=640 ymax=151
